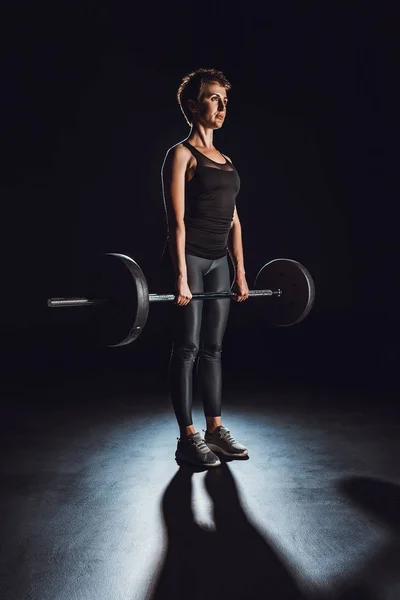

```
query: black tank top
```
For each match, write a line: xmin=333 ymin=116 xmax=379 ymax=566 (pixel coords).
xmin=180 ymin=140 xmax=241 ymax=260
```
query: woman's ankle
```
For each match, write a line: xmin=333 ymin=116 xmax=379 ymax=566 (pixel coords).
xmin=206 ymin=416 xmax=222 ymax=434
xmin=180 ymin=425 xmax=196 ymax=438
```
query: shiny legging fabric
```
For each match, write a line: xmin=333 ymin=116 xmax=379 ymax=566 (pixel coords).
xmin=168 ymin=253 xmax=231 ymax=427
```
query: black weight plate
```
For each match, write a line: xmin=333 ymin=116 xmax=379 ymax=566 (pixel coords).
xmin=87 ymin=253 xmax=149 ymax=347
xmin=253 ymin=258 xmax=315 ymax=326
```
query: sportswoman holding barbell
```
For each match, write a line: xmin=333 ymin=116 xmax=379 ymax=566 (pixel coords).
xmin=46 ymin=67 xmax=314 ymax=463
xmin=161 ymin=68 xmax=249 ymax=467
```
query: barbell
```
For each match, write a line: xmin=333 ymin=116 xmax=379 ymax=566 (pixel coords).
xmin=48 ymin=253 xmax=315 ymax=347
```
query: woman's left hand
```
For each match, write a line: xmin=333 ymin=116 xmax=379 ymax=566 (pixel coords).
xmin=231 ymin=276 xmax=250 ymax=302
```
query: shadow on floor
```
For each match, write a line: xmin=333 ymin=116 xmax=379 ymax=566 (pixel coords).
xmin=339 ymin=476 xmax=400 ymax=532
xmin=147 ymin=463 xmax=382 ymax=600
xmin=332 ymin=476 xmax=400 ymax=598
xmin=148 ymin=461 xmax=306 ymax=600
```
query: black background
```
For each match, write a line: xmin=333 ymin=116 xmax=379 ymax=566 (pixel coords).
xmin=2 ymin=2 xmax=398 ymax=394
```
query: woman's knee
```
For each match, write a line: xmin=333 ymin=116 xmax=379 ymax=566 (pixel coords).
xmin=172 ymin=342 xmax=200 ymax=363
xmin=199 ymin=344 xmax=222 ymax=361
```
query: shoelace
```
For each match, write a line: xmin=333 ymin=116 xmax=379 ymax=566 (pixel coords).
xmin=203 ymin=428 xmax=237 ymax=445
xmin=191 ymin=437 xmax=209 ymax=452
xmin=178 ymin=435 xmax=209 ymax=452
xmin=219 ymin=429 xmax=236 ymax=444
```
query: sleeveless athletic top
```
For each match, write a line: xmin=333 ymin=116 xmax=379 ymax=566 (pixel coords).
xmin=178 ymin=140 xmax=241 ymax=260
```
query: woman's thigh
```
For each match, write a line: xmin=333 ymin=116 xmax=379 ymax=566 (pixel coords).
xmin=201 ymin=255 xmax=231 ymax=346
xmin=173 ymin=254 xmax=211 ymax=348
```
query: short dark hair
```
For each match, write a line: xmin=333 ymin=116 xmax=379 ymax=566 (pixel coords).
xmin=177 ymin=68 xmax=232 ymax=126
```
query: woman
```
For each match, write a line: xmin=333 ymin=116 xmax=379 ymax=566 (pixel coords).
xmin=161 ymin=68 xmax=249 ymax=467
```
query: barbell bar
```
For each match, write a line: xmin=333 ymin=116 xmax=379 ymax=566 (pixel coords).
xmin=47 ymin=253 xmax=315 ymax=347
xmin=48 ymin=288 xmax=282 ymax=308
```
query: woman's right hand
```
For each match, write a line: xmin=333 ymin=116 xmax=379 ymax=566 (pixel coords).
xmin=175 ymin=277 xmax=192 ymax=306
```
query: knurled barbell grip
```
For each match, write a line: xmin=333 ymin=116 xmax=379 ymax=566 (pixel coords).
xmin=47 ymin=298 xmax=108 ymax=308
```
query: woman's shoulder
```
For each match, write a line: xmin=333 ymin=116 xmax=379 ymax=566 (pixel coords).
xmin=165 ymin=141 xmax=192 ymax=159
xmin=162 ymin=141 xmax=193 ymax=172
xmin=164 ymin=142 xmax=192 ymax=163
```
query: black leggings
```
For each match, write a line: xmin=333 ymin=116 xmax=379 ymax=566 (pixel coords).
xmin=168 ymin=253 xmax=231 ymax=428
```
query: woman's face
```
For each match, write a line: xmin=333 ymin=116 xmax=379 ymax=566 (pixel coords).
xmin=191 ymin=82 xmax=228 ymax=129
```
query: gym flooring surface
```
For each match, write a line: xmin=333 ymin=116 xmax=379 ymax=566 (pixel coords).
xmin=1 ymin=371 xmax=399 ymax=600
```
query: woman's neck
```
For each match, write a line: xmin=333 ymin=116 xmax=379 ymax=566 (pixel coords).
xmin=187 ymin=126 xmax=214 ymax=149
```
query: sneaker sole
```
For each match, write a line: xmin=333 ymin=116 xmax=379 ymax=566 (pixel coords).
xmin=175 ymin=450 xmax=221 ymax=467
xmin=206 ymin=442 xmax=249 ymax=457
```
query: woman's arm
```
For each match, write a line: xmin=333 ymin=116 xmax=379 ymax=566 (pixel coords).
xmin=228 ymin=206 xmax=245 ymax=276
xmin=161 ymin=145 xmax=192 ymax=305
xmin=228 ymin=206 xmax=249 ymax=301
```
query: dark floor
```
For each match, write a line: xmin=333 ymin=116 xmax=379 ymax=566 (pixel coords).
xmin=1 ymin=367 xmax=400 ymax=600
